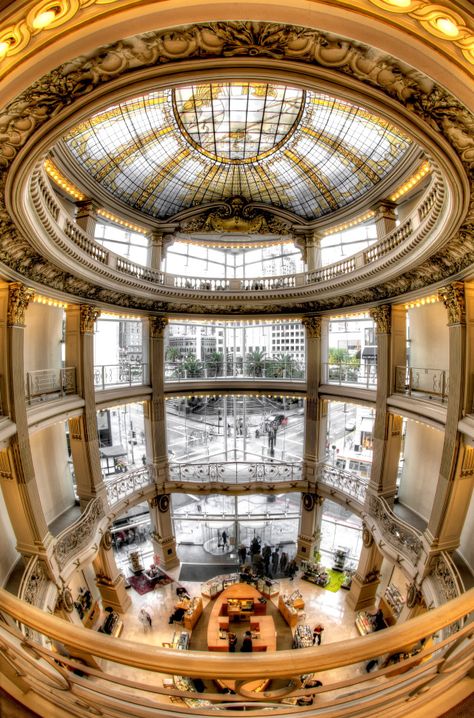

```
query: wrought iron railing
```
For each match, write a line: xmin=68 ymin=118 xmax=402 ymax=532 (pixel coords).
xmin=429 ymin=551 xmax=465 ymax=603
xmin=105 ymin=465 xmax=156 ymax=507
xmin=0 ymin=585 xmax=472 ymax=716
xmin=321 ymin=362 xmax=377 ymax=389
xmin=169 ymin=461 xmax=303 ymax=483
xmin=316 ymin=463 xmax=369 ymax=503
xmin=395 ymin=365 xmax=449 ymax=402
xmin=165 ymin=358 xmax=305 ymax=382
xmin=52 ymin=497 xmax=105 ymax=571
xmin=25 ymin=367 xmax=76 ymax=404
xmin=368 ymin=494 xmax=424 ymax=564
xmin=93 ymin=363 xmax=148 ymax=389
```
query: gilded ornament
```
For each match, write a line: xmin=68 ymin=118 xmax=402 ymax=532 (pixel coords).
xmin=80 ymin=304 xmax=101 ymax=333
xmin=7 ymin=282 xmax=35 ymax=326
xmin=369 ymin=305 xmax=391 ymax=334
xmin=149 ymin=316 xmax=168 ymax=337
xmin=302 ymin=315 xmax=322 ymax=338
xmin=438 ymin=281 xmax=465 ymax=325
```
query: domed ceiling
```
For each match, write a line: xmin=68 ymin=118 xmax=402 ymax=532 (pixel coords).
xmin=61 ymin=81 xmax=413 ymax=221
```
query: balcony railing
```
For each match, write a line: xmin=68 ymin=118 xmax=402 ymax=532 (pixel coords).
xmin=52 ymin=497 xmax=105 ymax=571
xmin=105 ymin=465 xmax=156 ymax=507
xmin=26 ymin=367 xmax=76 ymax=404
xmin=93 ymin=363 xmax=148 ymax=389
xmin=321 ymin=362 xmax=377 ymax=389
xmin=368 ymin=494 xmax=424 ymax=565
xmin=169 ymin=461 xmax=303 ymax=483
xmin=395 ymin=365 xmax=449 ymax=402
xmin=32 ymin=167 xmax=447 ymax=304
xmin=1 ymin=585 xmax=472 ymax=716
xmin=316 ymin=462 xmax=369 ymax=504
xmin=165 ymin=358 xmax=305 ymax=382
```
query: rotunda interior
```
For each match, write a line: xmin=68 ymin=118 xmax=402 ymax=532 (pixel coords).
xmin=0 ymin=2 xmax=473 ymax=718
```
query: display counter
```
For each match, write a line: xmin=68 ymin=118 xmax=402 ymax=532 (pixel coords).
xmin=201 ymin=573 xmax=239 ymax=598
xmin=207 ymin=583 xmax=274 ymax=652
xmin=278 ymin=591 xmax=304 ymax=627
xmin=257 ymin=578 xmax=280 ymax=598
xmin=175 ymin=596 xmax=203 ymax=630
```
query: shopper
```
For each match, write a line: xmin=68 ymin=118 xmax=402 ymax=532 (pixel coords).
xmin=228 ymin=632 xmax=237 ymax=652
xmin=240 ymin=630 xmax=253 ymax=652
xmin=221 ymin=530 xmax=228 ymax=549
xmin=138 ymin=608 xmax=152 ymax=630
xmin=313 ymin=624 xmax=324 ymax=645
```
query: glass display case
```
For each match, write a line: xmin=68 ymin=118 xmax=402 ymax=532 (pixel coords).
xmin=293 ymin=624 xmax=313 ymax=648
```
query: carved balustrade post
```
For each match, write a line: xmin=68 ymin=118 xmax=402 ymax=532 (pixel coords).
xmin=425 ymin=282 xmax=473 ymax=553
xmin=65 ymin=304 xmax=105 ymax=507
xmin=296 ymin=493 xmax=323 ymax=562
xmin=0 ymin=282 xmax=54 ymax=561
xmin=148 ymin=494 xmax=179 ymax=570
xmin=373 ymin=200 xmax=397 ymax=238
xmin=92 ymin=530 xmax=131 ymax=613
xmin=75 ymin=199 xmax=98 ymax=236
xmin=302 ymin=315 xmax=324 ymax=486
xmin=367 ymin=305 xmax=398 ymax=501
xmin=346 ymin=524 xmax=384 ymax=610
xmin=145 ymin=316 xmax=169 ymax=483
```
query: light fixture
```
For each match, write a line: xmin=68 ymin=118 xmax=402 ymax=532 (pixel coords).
xmin=0 ymin=39 xmax=12 ymax=60
xmin=32 ymin=6 xmax=61 ymax=30
xmin=435 ymin=17 xmax=459 ymax=38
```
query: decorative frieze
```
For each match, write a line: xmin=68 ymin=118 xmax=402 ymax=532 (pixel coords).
xmin=7 ymin=282 xmax=35 ymax=327
xmin=302 ymin=315 xmax=321 ymax=339
xmin=369 ymin=305 xmax=391 ymax=334
xmin=429 ymin=552 xmax=464 ymax=602
xmin=79 ymin=305 xmax=101 ymax=334
xmin=438 ymin=281 xmax=465 ymax=325
xmin=149 ymin=316 xmax=168 ymax=338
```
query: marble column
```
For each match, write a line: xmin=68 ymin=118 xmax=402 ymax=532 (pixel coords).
xmin=367 ymin=305 xmax=397 ymax=502
xmin=145 ymin=316 xmax=169 ymax=483
xmin=296 ymin=493 xmax=324 ymax=562
xmin=148 ymin=494 xmax=179 ymax=569
xmin=302 ymin=315 xmax=323 ymax=486
xmin=425 ymin=282 xmax=473 ymax=551
xmin=0 ymin=283 xmax=53 ymax=560
xmin=305 ymin=231 xmax=323 ymax=273
xmin=65 ymin=304 xmax=105 ymax=508
xmin=92 ymin=531 xmax=131 ymax=613
xmin=149 ymin=231 xmax=164 ymax=270
xmin=346 ymin=524 xmax=384 ymax=610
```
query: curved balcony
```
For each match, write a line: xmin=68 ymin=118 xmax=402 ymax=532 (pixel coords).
xmin=1 ymin=586 xmax=472 ymax=716
xmin=25 ymin=168 xmax=450 ymax=313
xmin=395 ymin=365 xmax=449 ymax=403
xmin=165 ymin=358 xmax=305 ymax=383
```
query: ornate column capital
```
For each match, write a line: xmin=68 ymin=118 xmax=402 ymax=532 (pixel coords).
xmin=7 ymin=282 xmax=35 ymax=327
xmin=438 ymin=281 xmax=465 ymax=325
xmin=302 ymin=315 xmax=322 ymax=339
xmin=369 ymin=305 xmax=391 ymax=334
xmin=79 ymin=304 xmax=101 ymax=333
xmin=149 ymin=316 xmax=168 ymax=338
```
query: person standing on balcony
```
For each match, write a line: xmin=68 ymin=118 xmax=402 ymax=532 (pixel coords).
xmin=221 ymin=530 xmax=228 ymax=549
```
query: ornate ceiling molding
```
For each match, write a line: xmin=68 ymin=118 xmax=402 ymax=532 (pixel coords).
xmin=0 ymin=20 xmax=472 ymax=315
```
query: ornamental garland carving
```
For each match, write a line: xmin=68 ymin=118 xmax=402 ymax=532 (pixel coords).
xmin=0 ymin=22 xmax=472 ymax=313
xmin=80 ymin=304 xmax=101 ymax=333
xmin=149 ymin=316 xmax=168 ymax=338
xmin=368 ymin=494 xmax=423 ymax=563
xmin=369 ymin=305 xmax=391 ymax=334
xmin=302 ymin=315 xmax=322 ymax=338
xmin=7 ymin=282 xmax=35 ymax=326
xmin=438 ymin=281 xmax=465 ymax=325
xmin=179 ymin=197 xmax=293 ymax=235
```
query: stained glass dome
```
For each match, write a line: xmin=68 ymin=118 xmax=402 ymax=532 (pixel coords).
xmin=62 ymin=81 xmax=413 ymax=221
